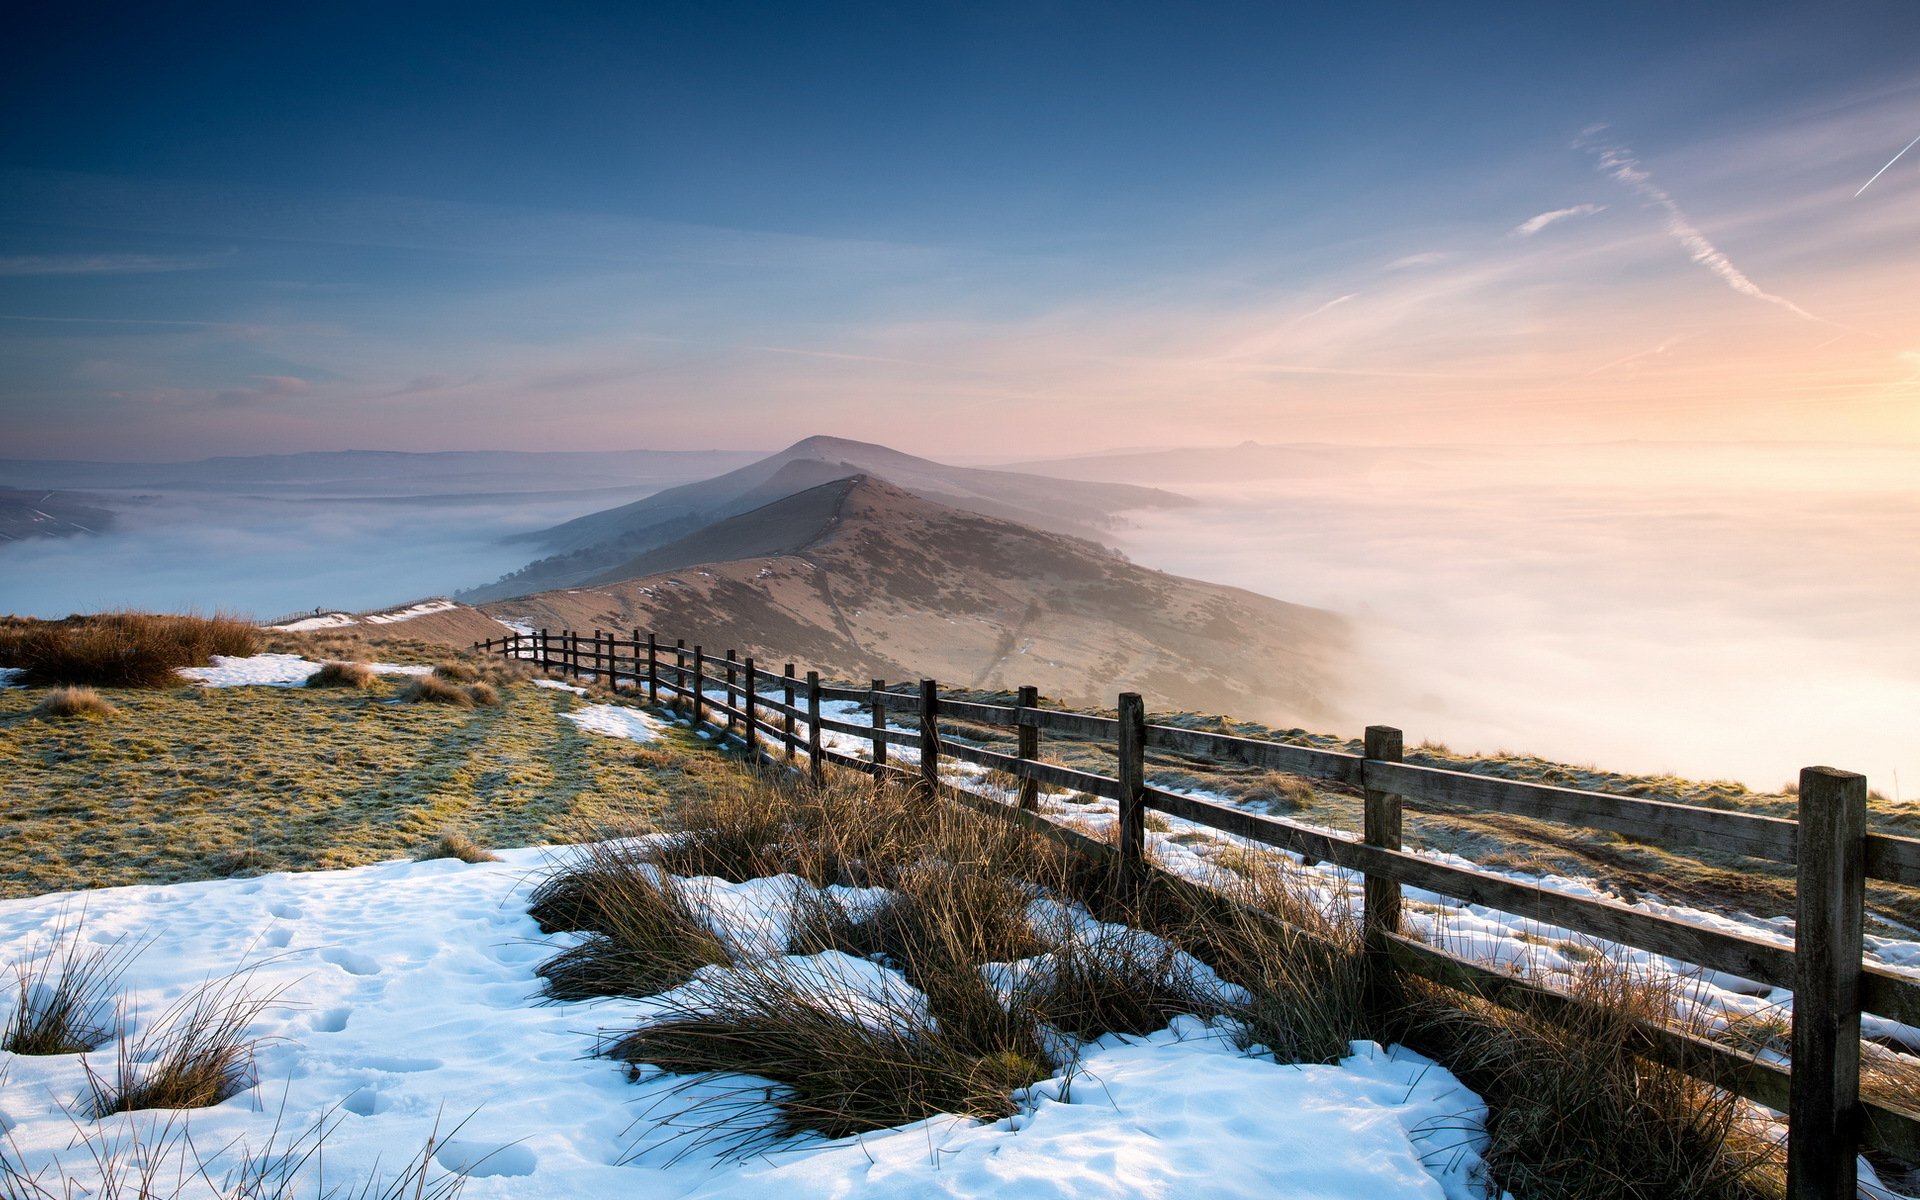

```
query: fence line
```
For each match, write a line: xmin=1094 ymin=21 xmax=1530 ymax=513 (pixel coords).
xmin=479 ymin=628 xmax=1920 ymax=1192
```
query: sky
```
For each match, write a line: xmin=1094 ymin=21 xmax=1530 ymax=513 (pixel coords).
xmin=3 ymin=1 xmax=1919 ymax=459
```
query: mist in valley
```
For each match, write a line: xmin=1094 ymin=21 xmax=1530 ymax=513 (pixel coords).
xmin=1109 ymin=442 xmax=1920 ymax=795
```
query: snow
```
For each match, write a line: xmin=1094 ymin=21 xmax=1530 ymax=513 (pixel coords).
xmin=363 ymin=599 xmax=462 ymax=625
xmin=561 ymin=703 xmax=669 ymax=743
xmin=0 ymin=667 xmax=23 ymax=688
xmin=532 ymin=678 xmax=589 ymax=695
xmin=0 ymin=854 xmax=1501 ymax=1200
xmin=177 ymin=654 xmax=436 ymax=687
xmin=272 ymin=612 xmax=358 ymax=632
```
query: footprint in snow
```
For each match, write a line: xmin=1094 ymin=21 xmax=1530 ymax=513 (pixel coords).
xmin=319 ymin=948 xmax=381 ymax=977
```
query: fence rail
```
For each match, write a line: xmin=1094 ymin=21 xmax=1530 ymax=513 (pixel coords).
xmin=479 ymin=627 xmax=1920 ymax=1192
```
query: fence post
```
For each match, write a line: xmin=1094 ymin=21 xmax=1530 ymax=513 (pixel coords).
xmin=1117 ymin=693 xmax=1147 ymax=877
xmin=742 ymin=656 xmax=758 ymax=756
xmin=724 ymin=650 xmax=739 ymax=735
xmin=806 ymin=670 xmax=824 ymax=785
xmin=596 ymin=629 xmax=608 ymax=685
xmin=783 ymin=664 xmax=797 ymax=762
xmin=917 ymin=679 xmax=941 ymax=801
xmin=537 ymin=628 xmax=548 ymax=670
xmin=1788 ymin=765 xmax=1867 ymax=1200
xmin=1016 ymin=685 xmax=1040 ymax=810
xmin=646 ymin=633 xmax=659 ymax=704
xmin=871 ymin=679 xmax=888 ymax=782
xmin=691 ymin=646 xmax=705 ymax=728
xmin=1362 ymin=725 xmax=1406 ymax=1024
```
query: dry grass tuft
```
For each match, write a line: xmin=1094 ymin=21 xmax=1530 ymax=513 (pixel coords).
xmin=0 ymin=612 xmax=258 ymax=689
xmin=418 ymin=831 xmax=500 ymax=864
xmin=88 ymin=970 xmax=280 ymax=1116
xmin=1397 ymin=957 xmax=1781 ymax=1200
xmin=431 ymin=661 xmax=480 ymax=683
xmin=305 ymin=660 xmax=375 ymax=689
xmin=395 ymin=675 xmax=496 ymax=707
xmin=1234 ymin=771 xmax=1316 ymax=813
xmin=533 ymin=841 xmax=728 ymax=1000
xmin=30 ymin=685 xmax=120 ymax=720
xmin=3 ymin=921 xmax=142 ymax=1055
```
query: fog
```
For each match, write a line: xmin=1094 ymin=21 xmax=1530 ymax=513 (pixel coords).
xmin=0 ymin=489 xmax=629 ymax=623
xmin=1110 ymin=444 xmax=1920 ymax=794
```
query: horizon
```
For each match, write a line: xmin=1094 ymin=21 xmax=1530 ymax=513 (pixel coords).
xmin=6 ymin=2 xmax=1920 ymax=458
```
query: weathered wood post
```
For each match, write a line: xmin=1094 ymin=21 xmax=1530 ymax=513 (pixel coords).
xmin=917 ymin=678 xmax=941 ymax=801
xmin=646 ymin=633 xmax=659 ymax=704
xmin=724 ymin=650 xmax=739 ymax=735
xmin=742 ymin=656 xmax=758 ymax=755
xmin=782 ymin=664 xmax=797 ymax=762
xmin=1788 ymin=765 xmax=1867 ymax=1200
xmin=1016 ymin=684 xmax=1040 ymax=810
xmin=1362 ymin=725 xmax=1406 ymax=1025
xmin=870 ymin=679 xmax=888 ymax=782
xmin=1117 ymin=693 xmax=1148 ymax=878
xmin=674 ymin=639 xmax=686 ymax=709
xmin=806 ymin=670 xmax=824 ymax=785
xmin=595 ymin=629 xmax=608 ymax=685
xmin=691 ymin=646 xmax=705 ymax=728
xmin=538 ymin=628 xmax=549 ymax=670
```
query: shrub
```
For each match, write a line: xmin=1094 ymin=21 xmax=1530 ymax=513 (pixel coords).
xmin=88 ymin=969 xmax=278 ymax=1116
xmin=4 ymin=923 xmax=142 ymax=1055
xmin=431 ymin=661 xmax=480 ymax=683
xmin=306 ymin=660 xmax=375 ymax=689
xmin=465 ymin=681 xmax=500 ymax=706
xmin=0 ymin=612 xmax=258 ymax=688
xmin=418 ymin=831 xmax=500 ymax=864
xmin=31 ymin=685 xmax=120 ymax=720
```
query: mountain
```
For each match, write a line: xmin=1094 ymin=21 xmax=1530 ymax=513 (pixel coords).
xmin=461 ymin=435 xmax=1193 ymax=602
xmin=472 ymin=474 xmax=1346 ymax=724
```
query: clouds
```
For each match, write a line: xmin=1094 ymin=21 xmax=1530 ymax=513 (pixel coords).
xmin=1577 ymin=128 xmax=1824 ymax=323
xmin=0 ymin=252 xmax=223 ymax=276
xmin=1511 ymin=204 xmax=1604 ymax=237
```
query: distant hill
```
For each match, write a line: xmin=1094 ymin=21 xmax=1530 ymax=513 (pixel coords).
xmin=471 ymin=474 xmax=1346 ymax=724
xmin=0 ymin=449 xmax=765 ymax=497
xmin=461 ymin=435 xmax=1192 ymax=602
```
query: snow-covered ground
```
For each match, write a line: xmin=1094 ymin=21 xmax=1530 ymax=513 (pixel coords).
xmin=178 ymin=654 xmax=435 ymax=688
xmin=0 ymin=852 xmax=1497 ymax=1199
xmin=271 ymin=599 xmax=474 ymax=632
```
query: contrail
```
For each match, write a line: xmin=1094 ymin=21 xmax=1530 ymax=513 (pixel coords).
xmin=1856 ymin=131 xmax=1920 ymax=197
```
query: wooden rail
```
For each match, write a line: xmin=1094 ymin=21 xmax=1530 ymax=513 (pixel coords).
xmin=478 ymin=628 xmax=1920 ymax=1193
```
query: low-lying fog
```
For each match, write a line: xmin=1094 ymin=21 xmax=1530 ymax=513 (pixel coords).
xmin=1111 ymin=443 xmax=1920 ymax=795
xmin=0 ymin=489 xmax=628 ymax=623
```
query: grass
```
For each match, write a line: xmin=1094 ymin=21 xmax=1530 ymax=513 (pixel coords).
xmin=0 ymin=613 xmax=258 ymax=689
xmin=87 ymin=969 xmax=279 ymax=1117
xmin=417 ymin=830 xmax=500 ymax=864
xmin=532 ymin=841 xmax=728 ymax=1000
xmin=3 ymin=918 xmax=143 ymax=1055
xmin=305 ymin=660 xmax=375 ymax=689
xmin=0 ymin=633 xmax=723 ymax=897
xmin=30 ymin=686 xmax=119 ymax=721
xmin=1233 ymin=770 xmax=1316 ymax=813
xmin=396 ymin=675 xmax=498 ymax=708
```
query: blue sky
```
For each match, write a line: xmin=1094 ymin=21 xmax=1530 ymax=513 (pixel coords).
xmin=5 ymin=1 xmax=1918 ymax=458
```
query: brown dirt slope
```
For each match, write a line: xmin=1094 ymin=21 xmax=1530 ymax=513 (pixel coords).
xmin=478 ymin=474 xmax=1348 ymax=726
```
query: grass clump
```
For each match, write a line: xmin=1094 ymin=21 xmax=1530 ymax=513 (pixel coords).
xmin=30 ymin=685 xmax=120 ymax=720
xmin=0 ymin=612 xmax=258 ymax=689
xmin=418 ymin=831 xmax=500 ymax=864
xmin=306 ymin=660 xmax=375 ymax=689
xmin=87 ymin=971 xmax=278 ymax=1116
xmin=1234 ymin=771 xmax=1316 ymax=813
xmin=533 ymin=841 xmax=729 ymax=1000
xmin=1396 ymin=956 xmax=1780 ymax=1200
xmin=395 ymin=675 xmax=497 ymax=707
xmin=3 ymin=920 xmax=142 ymax=1055
xmin=431 ymin=661 xmax=480 ymax=683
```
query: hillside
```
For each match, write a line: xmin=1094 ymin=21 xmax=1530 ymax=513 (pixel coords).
xmin=460 ymin=435 xmax=1192 ymax=601
xmin=477 ymin=474 xmax=1347 ymax=724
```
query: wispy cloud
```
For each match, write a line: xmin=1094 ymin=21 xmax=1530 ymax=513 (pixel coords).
xmin=1385 ymin=252 xmax=1452 ymax=270
xmin=1293 ymin=293 xmax=1358 ymax=323
xmin=1512 ymin=204 xmax=1604 ymax=237
xmin=1578 ymin=127 xmax=1822 ymax=322
xmin=0 ymin=253 xmax=222 ymax=276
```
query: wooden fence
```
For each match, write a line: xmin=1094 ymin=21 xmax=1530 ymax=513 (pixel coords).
xmin=479 ymin=626 xmax=1919 ymax=1197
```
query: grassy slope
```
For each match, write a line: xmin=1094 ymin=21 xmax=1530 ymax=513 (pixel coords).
xmin=0 ymin=633 xmax=749 ymax=898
